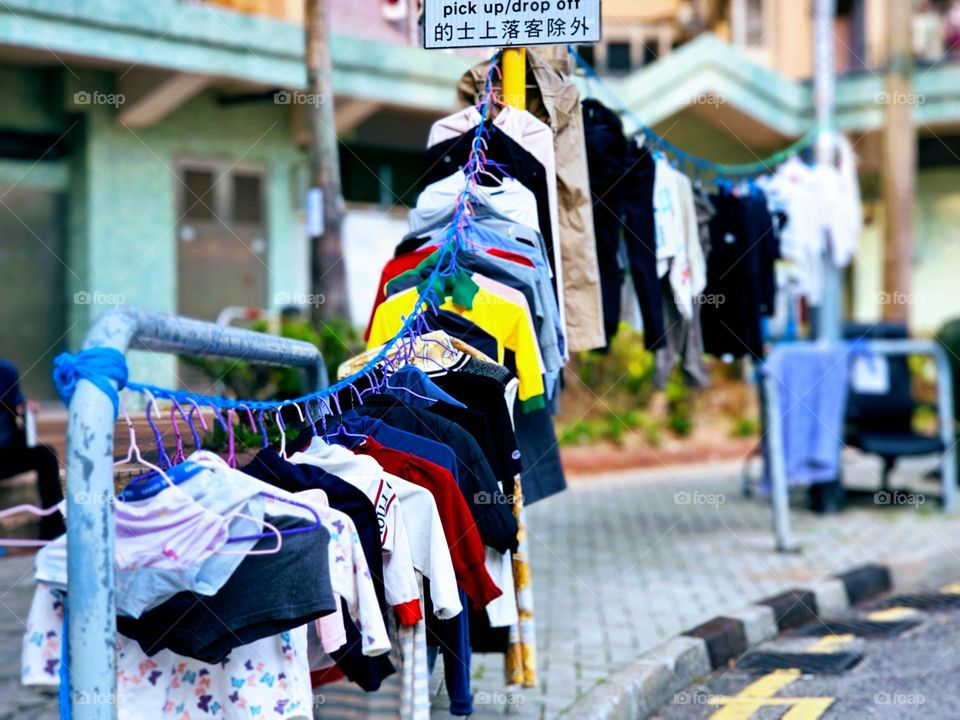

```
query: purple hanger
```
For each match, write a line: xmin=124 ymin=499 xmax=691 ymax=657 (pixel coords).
xmin=226 ymin=493 xmax=323 ymax=543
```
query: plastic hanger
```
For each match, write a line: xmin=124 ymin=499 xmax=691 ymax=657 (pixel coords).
xmin=113 ymin=395 xmax=278 ymax=555
xmin=170 ymin=399 xmax=190 ymax=465
xmin=0 ymin=503 xmax=63 ymax=547
xmin=235 ymin=403 xmax=258 ymax=434
xmin=186 ymin=399 xmax=209 ymax=452
xmin=256 ymin=409 xmax=270 ymax=449
xmin=382 ymin=370 xmax=436 ymax=404
xmin=140 ymin=390 xmax=172 ymax=469
xmin=225 ymin=408 xmax=238 ymax=468
xmin=323 ymin=393 xmax=366 ymax=443
xmin=183 ymin=450 xmax=292 ymax=555
xmin=276 ymin=408 xmax=288 ymax=459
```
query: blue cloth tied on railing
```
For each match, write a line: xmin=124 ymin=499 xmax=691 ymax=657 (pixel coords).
xmin=52 ymin=347 xmax=128 ymax=419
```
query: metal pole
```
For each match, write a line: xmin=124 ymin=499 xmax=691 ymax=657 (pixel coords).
xmin=763 ymin=370 xmax=799 ymax=552
xmin=66 ymin=308 xmax=329 ymax=717
xmin=501 ymin=47 xmax=527 ymax=110
xmin=306 ymin=0 xmax=349 ymax=323
xmin=814 ymin=0 xmax=842 ymax=342
xmin=67 ymin=312 xmax=136 ymax=719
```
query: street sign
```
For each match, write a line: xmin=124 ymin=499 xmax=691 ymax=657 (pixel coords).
xmin=423 ymin=0 xmax=601 ymax=50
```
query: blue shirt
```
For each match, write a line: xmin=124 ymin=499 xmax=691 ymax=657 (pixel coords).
xmin=328 ymin=413 xmax=459 ymax=483
xmin=383 ymin=366 xmax=466 ymax=410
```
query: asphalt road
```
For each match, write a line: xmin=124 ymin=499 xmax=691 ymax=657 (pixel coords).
xmin=653 ymin=583 xmax=960 ymax=719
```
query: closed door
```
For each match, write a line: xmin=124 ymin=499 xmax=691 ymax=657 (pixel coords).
xmin=176 ymin=161 xmax=269 ymax=392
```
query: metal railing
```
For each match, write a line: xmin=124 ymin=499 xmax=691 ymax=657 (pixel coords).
xmin=64 ymin=307 xmax=327 ymax=719
xmin=763 ymin=338 xmax=957 ymax=552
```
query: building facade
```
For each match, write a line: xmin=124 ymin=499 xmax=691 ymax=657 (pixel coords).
xmin=0 ymin=0 xmax=474 ymax=398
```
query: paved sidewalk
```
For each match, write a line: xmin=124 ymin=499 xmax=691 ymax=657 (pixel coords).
xmin=2 ymin=456 xmax=957 ymax=719
xmin=434 ymin=455 xmax=960 ymax=719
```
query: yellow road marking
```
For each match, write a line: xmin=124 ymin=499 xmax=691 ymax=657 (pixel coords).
xmin=803 ymin=634 xmax=854 ymax=653
xmin=867 ymin=607 xmax=918 ymax=622
xmin=738 ymin=668 xmax=801 ymax=697
xmin=781 ymin=699 xmax=836 ymax=719
xmin=706 ymin=669 xmax=835 ymax=720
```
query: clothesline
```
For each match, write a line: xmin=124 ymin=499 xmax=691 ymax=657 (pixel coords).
xmin=567 ymin=45 xmax=824 ymax=179
xmin=52 ymin=52 xmax=506 ymax=419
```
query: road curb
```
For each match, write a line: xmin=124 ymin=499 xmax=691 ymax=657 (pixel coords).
xmin=562 ymin=547 xmax=960 ymax=719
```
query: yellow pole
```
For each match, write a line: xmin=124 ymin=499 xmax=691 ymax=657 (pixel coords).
xmin=501 ymin=47 xmax=527 ymax=110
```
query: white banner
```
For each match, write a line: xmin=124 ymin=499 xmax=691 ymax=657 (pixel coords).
xmin=423 ymin=0 xmax=601 ymax=49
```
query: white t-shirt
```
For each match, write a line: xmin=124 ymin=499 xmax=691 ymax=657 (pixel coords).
xmin=291 ymin=440 xmax=420 ymax=618
xmin=417 ymin=170 xmax=541 ymax=236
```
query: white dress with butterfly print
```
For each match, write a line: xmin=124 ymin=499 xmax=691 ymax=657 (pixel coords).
xmin=23 ymin=583 xmax=314 ymax=719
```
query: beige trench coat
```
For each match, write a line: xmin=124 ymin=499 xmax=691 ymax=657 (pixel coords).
xmin=456 ymin=50 xmax=606 ymax=352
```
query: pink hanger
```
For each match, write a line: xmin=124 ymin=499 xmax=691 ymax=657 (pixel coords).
xmin=115 ymin=396 xmax=281 ymax=556
xmin=0 ymin=503 xmax=63 ymax=546
xmin=170 ymin=403 xmax=186 ymax=464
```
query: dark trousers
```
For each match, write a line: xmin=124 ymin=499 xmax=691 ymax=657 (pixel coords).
xmin=0 ymin=444 xmax=65 ymax=539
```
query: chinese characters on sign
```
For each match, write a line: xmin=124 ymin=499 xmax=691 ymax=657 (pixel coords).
xmin=423 ymin=0 xmax=601 ymax=49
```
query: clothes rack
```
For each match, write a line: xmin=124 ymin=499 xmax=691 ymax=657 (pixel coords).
xmin=762 ymin=338 xmax=957 ymax=552
xmin=63 ymin=306 xmax=328 ymax=720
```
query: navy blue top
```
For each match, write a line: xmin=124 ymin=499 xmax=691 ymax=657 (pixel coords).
xmin=0 ymin=360 xmax=25 ymax=449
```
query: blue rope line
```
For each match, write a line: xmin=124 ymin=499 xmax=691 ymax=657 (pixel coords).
xmin=55 ymin=52 xmax=504 ymax=419
xmin=567 ymin=45 xmax=822 ymax=179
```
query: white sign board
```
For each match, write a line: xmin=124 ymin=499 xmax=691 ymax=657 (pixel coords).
xmin=423 ymin=0 xmax=601 ymax=50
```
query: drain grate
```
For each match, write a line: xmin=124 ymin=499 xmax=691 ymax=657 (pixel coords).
xmin=795 ymin=618 xmax=920 ymax=638
xmin=876 ymin=593 xmax=960 ymax=611
xmin=736 ymin=651 xmax=863 ymax=674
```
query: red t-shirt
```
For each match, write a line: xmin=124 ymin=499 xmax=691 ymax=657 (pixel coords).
xmin=354 ymin=436 xmax=504 ymax=610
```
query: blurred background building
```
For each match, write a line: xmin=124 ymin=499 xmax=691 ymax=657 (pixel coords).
xmin=1 ymin=0 xmax=958 ymax=398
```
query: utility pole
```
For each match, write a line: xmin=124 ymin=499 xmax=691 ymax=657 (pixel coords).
xmin=813 ymin=0 xmax=841 ymax=342
xmin=305 ymin=0 xmax=349 ymax=324
xmin=881 ymin=0 xmax=915 ymax=324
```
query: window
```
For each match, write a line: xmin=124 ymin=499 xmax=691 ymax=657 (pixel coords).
xmin=339 ymin=144 xmax=425 ymax=208
xmin=182 ymin=170 xmax=215 ymax=220
xmin=643 ymin=42 xmax=659 ymax=66
xmin=607 ymin=42 xmax=632 ymax=72
xmin=575 ymin=44 xmax=595 ymax=68
xmin=232 ymin=174 xmax=264 ymax=224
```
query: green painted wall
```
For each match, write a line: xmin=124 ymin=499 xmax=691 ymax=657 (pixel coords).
xmin=852 ymin=168 xmax=960 ymax=334
xmin=62 ymin=70 xmax=306 ymax=388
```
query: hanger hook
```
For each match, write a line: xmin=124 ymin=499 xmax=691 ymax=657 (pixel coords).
xmin=235 ymin=403 xmax=258 ymax=433
xmin=170 ymin=402 xmax=185 ymax=464
xmin=186 ymin=399 xmax=208 ymax=452
xmin=257 ymin=409 xmax=270 ymax=449
xmin=142 ymin=390 xmax=172 ymax=469
xmin=226 ymin=408 xmax=237 ymax=468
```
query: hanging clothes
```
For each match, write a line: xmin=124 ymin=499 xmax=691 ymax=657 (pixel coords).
xmin=428 ymin=105 xmax=562 ymax=337
xmin=456 ymin=49 xmax=606 ymax=351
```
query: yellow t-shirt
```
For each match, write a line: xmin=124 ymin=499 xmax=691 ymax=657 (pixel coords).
xmin=367 ymin=286 xmax=546 ymax=410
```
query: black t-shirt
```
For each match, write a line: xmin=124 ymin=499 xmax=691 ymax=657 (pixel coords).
xmin=117 ymin=515 xmax=336 ymax=663
xmin=242 ymin=448 xmax=388 ymax=612
xmin=429 ymin=373 xmax=522 ymax=496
